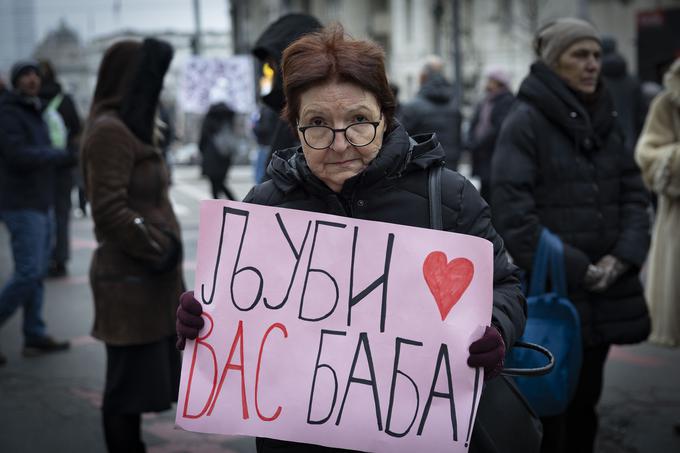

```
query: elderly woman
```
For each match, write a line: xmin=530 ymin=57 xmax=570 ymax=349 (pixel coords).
xmin=491 ymin=18 xmax=650 ymax=453
xmin=177 ymin=24 xmax=525 ymax=452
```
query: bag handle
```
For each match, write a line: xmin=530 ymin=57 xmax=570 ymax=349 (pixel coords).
xmin=426 ymin=167 xmax=554 ymax=378
xmin=528 ymin=229 xmax=568 ymax=298
xmin=501 ymin=341 xmax=555 ymax=376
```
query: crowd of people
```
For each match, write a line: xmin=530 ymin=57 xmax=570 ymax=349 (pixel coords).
xmin=0 ymin=10 xmax=678 ymax=453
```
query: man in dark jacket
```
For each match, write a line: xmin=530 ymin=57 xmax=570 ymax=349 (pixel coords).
xmin=600 ymin=36 xmax=646 ymax=151
xmin=252 ymin=103 xmax=278 ymax=183
xmin=400 ymin=56 xmax=463 ymax=170
xmin=0 ymin=76 xmax=7 ymax=102
xmin=251 ymin=13 xmax=322 ymax=180
xmin=491 ymin=18 xmax=650 ymax=453
xmin=38 ymin=59 xmax=82 ymax=277
xmin=467 ymin=68 xmax=515 ymax=202
xmin=0 ymin=60 xmax=71 ymax=365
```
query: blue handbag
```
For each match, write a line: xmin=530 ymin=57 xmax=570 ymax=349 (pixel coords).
xmin=505 ymin=229 xmax=582 ymax=417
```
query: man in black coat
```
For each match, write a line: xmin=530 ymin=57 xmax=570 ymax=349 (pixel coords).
xmin=467 ymin=68 xmax=515 ymax=202
xmin=491 ymin=18 xmax=650 ymax=453
xmin=400 ymin=56 xmax=463 ymax=170
xmin=38 ymin=60 xmax=82 ymax=277
xmin=0 ymin=60 xmax=72 ymax=364
xmin=251 ymin=13 xmax=322 ymax=180
xmin=600 ymin=36 xmax=646 ymax=151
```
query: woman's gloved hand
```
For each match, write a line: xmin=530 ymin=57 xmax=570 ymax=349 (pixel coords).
xmin=585 ymin=254 xmax=630 ymax=293
xmin=176 ymin=290 xmax=204 ymax=350
xmin=467 ymin=325 xmax=505 ymax=380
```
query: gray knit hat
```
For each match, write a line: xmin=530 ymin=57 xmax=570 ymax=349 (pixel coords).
xmin=533 ymin=18 xmax=601 ymax=67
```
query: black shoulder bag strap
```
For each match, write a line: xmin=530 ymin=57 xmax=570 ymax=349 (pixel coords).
xmin=426 ymin=164 xmax=553 ymax=377
xmin=428 ymin=163 xmax=443 ymax=230
xmin=426 ymin=164 xmax=545 ymax=453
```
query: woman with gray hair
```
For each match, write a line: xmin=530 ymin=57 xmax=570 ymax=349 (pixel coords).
xmin=491 ymin=17 xmax=651 ymax=453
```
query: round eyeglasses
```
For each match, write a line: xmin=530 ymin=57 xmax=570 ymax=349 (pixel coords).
xmin=297 ymin=114 xmax=382 ymax=150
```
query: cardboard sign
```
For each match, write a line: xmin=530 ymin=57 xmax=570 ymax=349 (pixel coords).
xmin=176 ymin=200 xmax=494 ymax=452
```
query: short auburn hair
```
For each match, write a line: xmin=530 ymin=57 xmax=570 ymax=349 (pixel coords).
xmin=281 ymin=23 xmax=396 ymax=132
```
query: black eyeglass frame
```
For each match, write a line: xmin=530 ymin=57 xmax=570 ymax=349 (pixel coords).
xmin=297 ymin=113 xmax=383 ymax=150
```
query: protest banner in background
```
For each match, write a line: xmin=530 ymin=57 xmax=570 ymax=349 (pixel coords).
xmin=178 ymin=56 xmax=256 ymax=114
xmin=176 ymin=200 xmax=494 ymax=452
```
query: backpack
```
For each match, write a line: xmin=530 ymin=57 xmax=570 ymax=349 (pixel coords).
xmin=505 ymin=228 xmax=583 ymax=417
xmin=43 ymin=94 xmax=67 ymax=149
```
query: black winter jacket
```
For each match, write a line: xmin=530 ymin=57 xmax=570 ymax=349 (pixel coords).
xmin=400 ymin=74 xmax=463 ymax=169
xmin=199 ymin=103 xmax=236 ymax=180
xmin=491 ymin=62 xmax=650 ymax=347
xmin=252 ymin=14 xmax=322 ymax=175
xmin=0 ymin=91 xmax=71 ymax=212
xmin=246 ymin=122 xmax=526 ymax=452
xmin=601 ymin=52 xmax=645 ymax=151
xmin=467 ymin=90 xmax=515 ymax=187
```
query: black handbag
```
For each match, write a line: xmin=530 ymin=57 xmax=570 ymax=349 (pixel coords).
xmin=427 ymin=164 xmax=550 ymax=453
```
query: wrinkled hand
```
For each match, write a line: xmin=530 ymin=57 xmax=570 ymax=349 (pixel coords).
xmin=583 ymin=264 xmax=605 ymax=288
xmin=176 ymin=290 xmax=204 ymax=350
xmin=585 ymin=254 xmax=629 ymax=293
xmin=467 ymin=325 xmax=505 ymax=381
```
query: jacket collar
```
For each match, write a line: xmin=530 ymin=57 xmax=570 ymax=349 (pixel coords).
xmin=5 ymin=91 xmax=42 ymax=113
xmin=519 ymin=62 xmax=616 ymax=151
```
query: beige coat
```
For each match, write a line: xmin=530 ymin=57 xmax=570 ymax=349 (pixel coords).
xmin=635 ymin=59 xmax=680 ymax=347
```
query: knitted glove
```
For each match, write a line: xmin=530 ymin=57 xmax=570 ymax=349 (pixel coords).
xmin=176 ymin=290 xmax=204 ymax=350
xmin=467 ymin=325 xmax=506 ymax=381
xmin=585 ymin=254 xmax=630 ymax=293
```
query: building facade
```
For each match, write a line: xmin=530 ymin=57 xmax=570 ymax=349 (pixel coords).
xmin=0 ymin=0 xmax=37 ymax=79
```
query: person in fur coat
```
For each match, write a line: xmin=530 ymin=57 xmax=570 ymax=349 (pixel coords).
xmin=635 ymin=58 xmax=680 ymax=348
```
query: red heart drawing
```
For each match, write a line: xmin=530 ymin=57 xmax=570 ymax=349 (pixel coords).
xmin=423 ymin=252 xmax=474 ymax=320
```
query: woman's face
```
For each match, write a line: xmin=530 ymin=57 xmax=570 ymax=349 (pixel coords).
xmin=553 ymin=39 xmax=602 ymax=94
xmin=297 ymin=80 xmax=385 ymax=192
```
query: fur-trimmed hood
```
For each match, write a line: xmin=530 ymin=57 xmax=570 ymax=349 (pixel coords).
xmin=664 ymin=58 xmax=680 ymax=106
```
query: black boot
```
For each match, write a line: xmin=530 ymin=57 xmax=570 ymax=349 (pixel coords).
xmin=23 ymin=336 xmax=70 ymax=357
xmin=102 ymin=411 xmax=146 ymax=453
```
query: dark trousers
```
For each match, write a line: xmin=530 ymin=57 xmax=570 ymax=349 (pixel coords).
xmin=540 ymin=344 xmax=610 ymax=453
xmin=209 ymin=175 xmax=236 ymax=200
xmin=102 ymin=411 xmax=145 ymax=453
xmin=52 ymin=168 xmax=73 ymax=266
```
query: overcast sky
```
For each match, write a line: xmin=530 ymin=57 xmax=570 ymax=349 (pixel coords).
xmin=35 ymin=0 xmax=230 ymax=42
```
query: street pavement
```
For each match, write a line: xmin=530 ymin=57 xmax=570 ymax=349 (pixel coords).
xmin=1 ymin=164 xmax=679 ymax=453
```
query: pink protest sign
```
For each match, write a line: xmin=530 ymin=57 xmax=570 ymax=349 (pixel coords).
xmin=176 ymin=200 xmax=493 ymax=452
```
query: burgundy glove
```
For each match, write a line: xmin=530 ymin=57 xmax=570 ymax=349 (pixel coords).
xmin=467 ymin=325 xmax=505 ymax=381
xmin=176 ymin=290 xmax=204 ymax=350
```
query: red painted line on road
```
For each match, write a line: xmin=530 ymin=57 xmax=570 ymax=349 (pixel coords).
xmin=609 ymin=346 xmax=664 ymax=367
xmin=58 ymin=274 xmax=89 ymax=286
xmin=70 ymin=335 xmax=97 ymax=347
xmin=72 ymin=238 xmax=97 ymax=250
xmin=143 ymin=412 xmax=243 ymax=453
xmin=70 ymin=386 xmax=102 ymax=408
